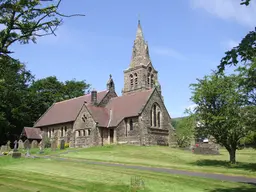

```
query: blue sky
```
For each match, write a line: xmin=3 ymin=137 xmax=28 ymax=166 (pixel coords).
xmin=10 ymin=0 xmax=256 ymax=118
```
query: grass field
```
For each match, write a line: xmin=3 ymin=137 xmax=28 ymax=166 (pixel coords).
xmin=60 ymin=145 xmax=256 ymax=178
xmin=0 ymin=157 xmax=255 ymax=192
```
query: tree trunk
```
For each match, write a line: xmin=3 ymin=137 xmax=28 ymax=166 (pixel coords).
xmin=228 ymin=148 xmax=236 ymax=164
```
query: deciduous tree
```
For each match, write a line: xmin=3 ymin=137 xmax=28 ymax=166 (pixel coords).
xmin=190 ymin=73 xmax=253 ymax=163
xmin=0 ymin=0 xmax=84 ymax=56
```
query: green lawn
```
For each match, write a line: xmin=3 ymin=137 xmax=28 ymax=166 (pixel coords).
xmin=0 ymin=157 xmax=255 ymax=192
xmin=59 ymin=145 xmax=256 ymax=178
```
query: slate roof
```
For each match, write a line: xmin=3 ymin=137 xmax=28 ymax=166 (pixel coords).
xmin=22 ymin=127 xmax=42 ymax=140
xmin=106 ymin=89 xmax=153 ymax=127
xmin=34 ymin=89 xmax=154 ymax=128
xmin=34 ymin=90 xmax=109 ymax=127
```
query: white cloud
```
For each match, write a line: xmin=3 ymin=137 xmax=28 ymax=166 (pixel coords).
xmin=190 ymin=0 xmax=256 ymax=28
xmin=151 ymin=47 xmax=187 ymax=61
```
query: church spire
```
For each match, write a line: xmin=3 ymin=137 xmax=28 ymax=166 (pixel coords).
xmin=129 ymin=19 xmax=151 ymax=68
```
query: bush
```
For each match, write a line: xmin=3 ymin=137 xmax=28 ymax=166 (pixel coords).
xmin=64 ymin=143 xmax=69 ymax=148
xmin=57 ymin=142 xmax=69 ymax=149
xmin=44 ymin=137 xmax=51 ymax=148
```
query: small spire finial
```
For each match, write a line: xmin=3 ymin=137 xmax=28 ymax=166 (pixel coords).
xmin=109 ymin=74 xmax=112 ymax=78
xmin=138 ymin=13 xmax=140 ymax=24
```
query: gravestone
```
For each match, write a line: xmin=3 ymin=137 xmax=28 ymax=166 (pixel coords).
xmin=31 ymin=140 xmax=38 ymax=148
xmin=60 ymin=140 xmax=65 ymax=150
xmin=51 ymin=139 xmax=57 ymax=151
xmin=24 ymin=139 xmax=31 ymax=156
xmin=0 ymin=145 xmax=7 ymax=153
xmin=12 ymin=140 xmax=21 ymax=158
xmin=192 ymin=143 xmax=220 ymax=155
xmin=13 ymin=140 xmax=18 ymax=152
xmin=38 ymin=141 xmax=43 ymax=154
xmin=6 ymin=141 xmax=11 ymax=151
xmin=51 ymin=132 xmax=58 ymax=151
xmin=18 ymin=140 xmax=24 ymax=150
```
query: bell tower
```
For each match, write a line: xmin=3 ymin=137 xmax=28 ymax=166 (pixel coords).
xmin=122 ymin=20 xmax=161 ymax=95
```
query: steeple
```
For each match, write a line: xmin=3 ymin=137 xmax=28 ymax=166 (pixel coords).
xmin=122 ymin=20 xmax=160 ymax=96
xmin=129 ymin=20 xmax=151 ymax=68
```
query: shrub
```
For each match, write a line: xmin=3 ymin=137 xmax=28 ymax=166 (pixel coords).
xmin=64 ymin=143 xmax=69 ymax=148
xmin=44 ymin=137 xmax=51 ymax=148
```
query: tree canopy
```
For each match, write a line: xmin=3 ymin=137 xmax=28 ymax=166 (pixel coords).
xmin=190 ymin=73 xmax=254 ymax=163
xmin=0 ymin=0 xmax=88 ymax=145
xmin=0 ymin=0 xmax=84 ymax=56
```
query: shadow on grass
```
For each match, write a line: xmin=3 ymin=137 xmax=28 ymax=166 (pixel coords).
xmin=210 ymin=185 xmax=256 ymax=192
xmin=190 ymin=160 xmax=256 ymax=172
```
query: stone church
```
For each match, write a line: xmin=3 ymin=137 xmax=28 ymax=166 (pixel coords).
xmin=31 ymin=20 xmax=175 ymax=147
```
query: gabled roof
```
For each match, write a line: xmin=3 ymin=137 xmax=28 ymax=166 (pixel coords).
xmin=86 ymin=104 xmax=110 ymax=127
xmin=33 ymin=89 xmax=154 ymax=128
xmin=106 ymin=89 xmax=153 ymax=127
xmin=34 ymin=90 xmax=109 ymax=127
xmin=21 ymin=127 xmax=42 ymax=140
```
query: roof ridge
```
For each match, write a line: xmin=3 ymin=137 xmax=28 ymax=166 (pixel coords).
xmin=55 ymin=90 xmax=108 ymax=105
xmin=109 ymin=89 xmax=153 ymax=101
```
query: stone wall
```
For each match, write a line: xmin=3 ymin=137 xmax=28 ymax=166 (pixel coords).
xmin=116 ymin=117 xmax=141 ymax=145
xmin=72 ymin=105 xmax=99 ymax=147
xmin=122 ymin=65 xmax=158 ymax=95
xmin=41 ymin=122 xmax=73 ymax=146
xmin=140 ymin=89 xmax=174 ymax=146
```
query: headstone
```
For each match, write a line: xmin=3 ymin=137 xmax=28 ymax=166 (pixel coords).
xmin=60 ymin=140 xmax=65 ymax=150
xmin=31 ymin=140 xmax=38 ymax=148
xmin=12 ymin=152 xmax=21 ymax=158
xmin=12 ymin=141 xmax=21 ymax=158
xmin=50 ymin=132 xmax=57 ymax=151
xmin=0 ymin=145 xmax=7 ymax=153
xmin=38 ymin=139 xmax=44 ymax=154
xmin=24 ymin=139 xmax=31 ymax=156
xmin=6 ymin=141 xmax=11 ymax=151
xmin=13 ymin=140 xmax=18 ymax=152
xmin=18 ymin=140 xmax=24 ymax=149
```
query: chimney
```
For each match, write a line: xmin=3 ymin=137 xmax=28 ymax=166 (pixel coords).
xmin=91 ymin=89 xmax=97 ymax=105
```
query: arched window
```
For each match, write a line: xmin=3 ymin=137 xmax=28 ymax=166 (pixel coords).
xmin=83 ymin=130 xmax=86 ymax=136
xmin=153 ymin=105 xmax=157 ymax=127
xmin=151 ymin=74 xmax=154 ymax=88
xmin=129 ymin=119 xmax=133 ymax=131
xmin=130 ymin=74 xmax=133 ymax=88
xmin=147 ymin=73 xmax=150 ymax=85
xmin=65 ymin=126 xmax=67 ymax=136
xmin=150 ymin=109 xmax=152 ymax=126
xmin=151 ymin=103 xmax=161 ymax=128
xmin=157 ymin=112 xmax=161 ymax=127
xmin=61 ymin=127 xmax=63 ymax=137
xmin=134 ymin=73 xmax=138 ymax=87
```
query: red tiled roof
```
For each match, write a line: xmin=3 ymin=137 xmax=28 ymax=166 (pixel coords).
xmin=106 ymin=89 xmax=153 ymax=127
xmin=23 ymin=127 xmax=42 ymax=140
xmin=34 ymin=90 xmax=109 ymax=127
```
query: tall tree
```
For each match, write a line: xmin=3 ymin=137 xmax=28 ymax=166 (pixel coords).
xmin=0 ymin=0 xmax=84 ymax=56
xmin=29 ymin=76 xmax=90 ymax=119
xmin=0 ymin=56 xmax=34 ymax=144
xmin=218 ymin=0 xmax=255 ymax=106
xmin=190 ymin=73 xmax=253 ymax=163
